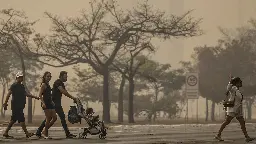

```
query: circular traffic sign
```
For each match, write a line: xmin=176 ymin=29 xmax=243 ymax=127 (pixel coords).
xmin=187 ymin=75 xmax=197 ymax=86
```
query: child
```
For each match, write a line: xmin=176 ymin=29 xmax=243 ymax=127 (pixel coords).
xmin=85 ymin=108 xmax=100 ymax=126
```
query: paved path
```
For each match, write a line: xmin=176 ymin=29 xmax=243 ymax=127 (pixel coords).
xmin=1 ymin=123 xmax=256 ymax=143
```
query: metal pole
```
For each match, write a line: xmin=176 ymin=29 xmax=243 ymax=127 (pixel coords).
xmin=185 ymin=98 xmax=188 ymax=132
xmin=196 ymin=98 xmax=198 ymax=123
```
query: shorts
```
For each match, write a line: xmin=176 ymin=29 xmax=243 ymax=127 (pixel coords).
xmin=41 ymin=102 xmax=55 ymax=110
xmin=227 ymin=106 xmax=243 ymax=118
xmin=11 ymin=108 xmax=25 ymax=123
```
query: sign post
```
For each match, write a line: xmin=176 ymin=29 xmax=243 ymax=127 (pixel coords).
xmin=185 ymin=72 xmax=199 ymax=123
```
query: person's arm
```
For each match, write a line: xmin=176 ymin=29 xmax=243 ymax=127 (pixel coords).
xmin=229 ymin=86 xmax=237 ymax=101
xmin=236 ymin=89 xmax=243 ymax=102
xmin=3 ymin=90 xmax=12 ymax=106
xmin=58 ymin=86 xmax=76 ymax=100
xmin=25 ymin=86 xmax=40 ymax=100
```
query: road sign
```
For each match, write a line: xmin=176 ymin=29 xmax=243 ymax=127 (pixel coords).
xmin=186 ymin=72 xmax=199 ymax=99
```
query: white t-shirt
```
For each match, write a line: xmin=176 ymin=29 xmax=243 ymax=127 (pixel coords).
xmin=226 ymin=86 xmax=243 ymax=113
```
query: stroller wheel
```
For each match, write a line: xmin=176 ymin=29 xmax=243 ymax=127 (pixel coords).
xmin=99 ymin=134 xmax=106 ymax=139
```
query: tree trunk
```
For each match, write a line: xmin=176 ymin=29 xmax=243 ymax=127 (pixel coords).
xmin=147 ymin=112 xmax=153 ymax=122
xmin=128 ymin=78 xmax=135 ymax=123
xmin=152 ymin=86 xmax=159 ymax=122
xmin=118 ymin=74 xmax=126 ymax=123
xmin=102 ymin=68 xmax=111 ymax=123
xmin=21 ymin=58 xmax=32 ymax=123
xmin=33 ymin=99 xmax=36 ymax=116
xmin=211 ymin=101 xmax=215 ymax=121
xmin=246 ymin=99 xmax=253 ymax=120
xmin=14 ymin=39 xmax=32 ymax=123
xmin=1 ymin=82 xmax=6 ymax=118
xmin=205 ymin=98 xmax=208 ymax=121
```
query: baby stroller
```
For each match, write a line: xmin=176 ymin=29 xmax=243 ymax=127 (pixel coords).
xmin=68 ymin=98 xmax=107 ymax=139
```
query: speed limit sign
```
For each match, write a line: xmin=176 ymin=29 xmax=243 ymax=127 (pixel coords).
xmin=186 ymin=72 xmax=199 ymax=99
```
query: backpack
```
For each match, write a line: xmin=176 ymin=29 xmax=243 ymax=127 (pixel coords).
xmin=68 ymin=106 xmax=81 ymax=124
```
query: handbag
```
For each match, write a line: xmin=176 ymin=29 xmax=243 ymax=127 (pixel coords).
xmin=223 ymin=90 xmax=235 ymax=108
xmin=223 ymin=100 xmax=235 ymax=107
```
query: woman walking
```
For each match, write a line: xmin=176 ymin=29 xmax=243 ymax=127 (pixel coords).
xmin=37 ymin=71 xmax=57 ymax=139
xmin=215 ymin=77 xmax=254 ymax=142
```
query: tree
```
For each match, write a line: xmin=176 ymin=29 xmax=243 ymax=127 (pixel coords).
xmin=217 ymin=39 xmax=256 ymax=120
xmin=111 ymin=33 xmax=154 ymax=123
xmin=193 ymin=23 xmax=256 ymax=121
xmin=137 ymin=59 xmax=185 ymax=121
xmin=31 ymin=0 xmax=202 ymax=122
xmin=71 ymin=66 xmax=119 ymax=107
xmin=0 ymin=52 xmax=11 ymax=118
xmin=0 ymin=9 xmax=43 ymax=123
xmin=216 ymin=20 xmax=256 ymax=120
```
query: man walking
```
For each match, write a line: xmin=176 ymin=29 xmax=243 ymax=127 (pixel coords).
xmin=2 ymin=72 xmax=39 ymax=138
xmin=36 ymin=71 xmax=77 ymax=138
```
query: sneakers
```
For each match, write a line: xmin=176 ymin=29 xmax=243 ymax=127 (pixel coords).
xmin=66 ymin=133 xmax=76 ymax=138
xmin=214 ymin=135 xmax=224 ymax=141
xmin=245 ymin=137 xmax=255 ymax=142
xmin=35 ymin=133 xmax=42 ymax=138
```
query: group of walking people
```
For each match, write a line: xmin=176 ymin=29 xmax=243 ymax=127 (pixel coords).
xmin=2 ymin=71 xmax=78 ymax=139
xmin=2 ymin=70 xmax=256 ymax=142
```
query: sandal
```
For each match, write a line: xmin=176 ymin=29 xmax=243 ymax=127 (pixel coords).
xmin=26 ymin=133 xmax=34 ymax=138
xmin=214 ymin=135 xmax=224 ymax=141
xmin=42 ymin=133 xmax=52 ymax=139
xmin=245 ymin=137 xmax=255 ymax=142
xmin=3 ymin=134 xmax=14 ymax=139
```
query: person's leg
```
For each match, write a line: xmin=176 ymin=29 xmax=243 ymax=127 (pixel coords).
xmin=3 ymin=110 xmax=17 ymax=137
xmin=55 ymin=107 xmax=71 ymax=136
xmin=42 ymin=109 xmax=57 ymax=134
xmin=42 ymin=109 xmax=52 ymax=137
xmin=236 ymin=116 xmax=249 ymax=138
xmin=216 ymin=114 xmax=234 ymax=139
xmin=236 ymin=116 xmax=255 ymax=142
xmin=49 ymin=109 xmax=57 ymax=127
xmin=36 ymin=119 xmax=46 ymax=136
xmin=3 ymin=120 xmax=16 ymax=137
xmin=18 ymin=110 xmax=34 ymax=137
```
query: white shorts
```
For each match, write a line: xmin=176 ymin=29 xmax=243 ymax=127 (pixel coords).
xmin=226 ymin=106 xmax=243 ymax=118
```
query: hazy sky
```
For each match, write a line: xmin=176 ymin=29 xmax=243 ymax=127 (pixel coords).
xmin=1 ymin=0 xmax=256 ymax=117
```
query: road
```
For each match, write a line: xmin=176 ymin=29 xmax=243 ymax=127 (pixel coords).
xmin=1 ymin=123 xmax=256 ymax=144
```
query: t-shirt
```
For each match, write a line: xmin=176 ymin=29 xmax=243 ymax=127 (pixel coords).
xmin=9 ymin=82 xmax=27 ymax=110
xmin=226 ymin=86 xmax=243 ymax=113
xmin=52 ymin=79 xmax=65 ymax=107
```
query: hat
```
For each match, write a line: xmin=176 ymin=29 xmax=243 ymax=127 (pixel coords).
xmin=16 ymin=72 xmax=23 ymax=78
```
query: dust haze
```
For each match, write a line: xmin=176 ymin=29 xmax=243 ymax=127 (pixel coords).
xmin=1 ymin=0 xmax=256 ymax=122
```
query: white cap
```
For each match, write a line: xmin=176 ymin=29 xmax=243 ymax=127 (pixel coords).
xmin=16 ymin=72 xmax=23 ymax=78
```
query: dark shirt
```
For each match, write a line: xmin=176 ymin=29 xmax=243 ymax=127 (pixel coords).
xmin=52 ymin=79 xmax=65 ymax=107
xmin=9 ymin=82 xmax=27 ymax=110
xmin=42 ymin=83 xmax=52 ymax=104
